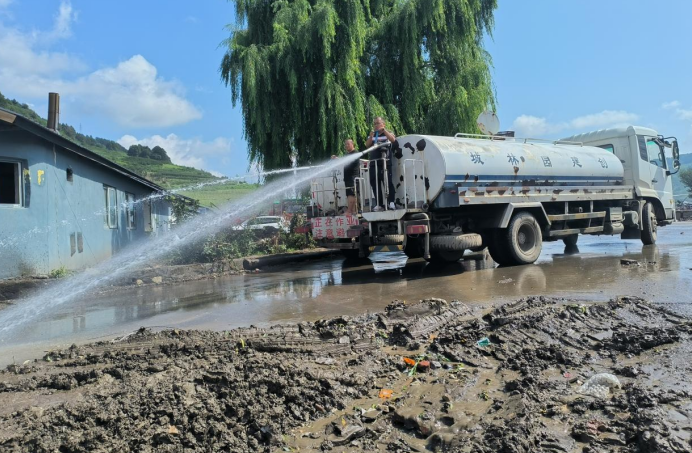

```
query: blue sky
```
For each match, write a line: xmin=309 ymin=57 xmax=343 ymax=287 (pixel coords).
xmin=0 ymin=0 xmax=690 ymax=178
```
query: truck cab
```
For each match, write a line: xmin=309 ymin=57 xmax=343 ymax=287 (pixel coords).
xmin=560 ymin=126 xmax=679 ymax=222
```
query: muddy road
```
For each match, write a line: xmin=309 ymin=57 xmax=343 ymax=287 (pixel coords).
xmin=1 ymin=296 xmax=691 ymax=452
xmin=1 ymin=223 xmax=691 ymax=365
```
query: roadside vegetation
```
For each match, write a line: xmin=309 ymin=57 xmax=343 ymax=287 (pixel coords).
xmin=680 ymin=167 xmax=692 ymax=197
xmin=48 ymin=266 xmax=69 ymax=279
xmin=167 ymin=214 xmax=315 ymax=265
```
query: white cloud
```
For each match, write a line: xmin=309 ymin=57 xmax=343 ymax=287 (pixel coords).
xmin=0 ymin=3 xmax=201 ymax=128
xmin=512 ymin=110 xmax=639 ymax=137
xmin=117 ymin=134 xmax=233 ymax=175
xmin=511 ymin=115 xmax=554 ymax=137
xmin=569 ymin=111 xmax=639 ymax=130
xmin=48 ymin=1 xmax=77 ymax=39
xmin=0 ymin=28 xmax=86 ymax=77
xmin=661 ymin=100 xmax=692 ymax=123
xmin=662 ymin=101 xmax=681 ymax=110
xmin=68 ymin=55 xmax=201 ymax=127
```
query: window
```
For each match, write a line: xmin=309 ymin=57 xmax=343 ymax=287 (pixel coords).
xmin=125 ymin=192 xmax=136 ymax=229
xmin=103 ymin=185 xmax=118 ymax=229
xmin=598 ymin=144 xmax=615 ymax=154
xmin=66 ymin=167 xmax=73 ymax=182
xmin=637 ymin=135 xmax=667 ymax=168
xmin=637 ymin=135 xmax=648 ymax=162
xmin=0 ymin=161 xmax=21 ymax=205
xmin=646 ymin=138 xmax=667 ymax=168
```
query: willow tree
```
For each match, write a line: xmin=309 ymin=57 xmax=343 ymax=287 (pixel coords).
xmin=221 ymin=0 xmax=497 ymax=170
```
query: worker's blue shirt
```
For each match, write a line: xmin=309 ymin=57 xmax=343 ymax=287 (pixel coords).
xmin=368 ymin=131 xmax=390 ymax=161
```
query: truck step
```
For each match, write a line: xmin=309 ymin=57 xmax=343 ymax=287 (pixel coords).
xmin=548 ymin=212 xmax=606 ymax=222
xmin=548 ymin=226 xmax=604 ymax=237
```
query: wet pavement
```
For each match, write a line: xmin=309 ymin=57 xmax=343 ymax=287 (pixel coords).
xmin=1 ymin=222 xmax=691 ymax=365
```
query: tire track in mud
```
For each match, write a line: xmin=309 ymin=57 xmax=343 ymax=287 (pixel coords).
xmin=0 ymin=297 xmax=691 ymax=452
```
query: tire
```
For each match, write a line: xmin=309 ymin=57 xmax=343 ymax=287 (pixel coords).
xmin=429 ymin=233 xmax=482 ymax=251
xmin=486 ymin=229 xmax=510 ymax=266
xmin=562 ymin=234 xmax=578 ymax=247
xmin=404 ymin=237 xmax=424 ymax=259
xmin=425 ymin=250 xmax=465 ymax=263
xmin=641 ymin=202 xmax=657 ymax=245
xmin=373 ymin=234 xmax=405 ymax=245
xmin=341 ymin=249 xmax=361 ymax=260
xmin=341 ymin=244 xmax=370 ymax=259
xmin=499 ymin=212 xmax=543 ymax=266
xmin=425 ymin=233 xmax=482 ymax=264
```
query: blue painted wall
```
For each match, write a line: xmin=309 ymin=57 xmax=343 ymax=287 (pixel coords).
xmin=0 ymin=128 xmax=172 ymax=279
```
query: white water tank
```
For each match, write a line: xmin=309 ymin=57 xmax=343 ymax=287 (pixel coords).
xmin=389 ymin=135 xmax=625 ymax=208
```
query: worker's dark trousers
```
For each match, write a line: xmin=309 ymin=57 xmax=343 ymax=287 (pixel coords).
xmin=369 ymin=155 xmax=395 ymax=208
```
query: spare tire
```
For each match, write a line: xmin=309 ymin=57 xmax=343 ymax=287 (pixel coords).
xmin=373 ymin=234 xmax=405 ymax=245
xmin=429 ymin=233 xmax=483 ymax=251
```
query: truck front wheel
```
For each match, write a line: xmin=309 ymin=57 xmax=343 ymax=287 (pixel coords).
xmin=500 ymin=212 xmax=543 ymax=265
xmin=641 ymin=202 xmax=657 ymax=245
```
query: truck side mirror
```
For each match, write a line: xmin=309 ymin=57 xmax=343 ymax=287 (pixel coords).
xmin=671 ymin=140 xmax=681 ymax=174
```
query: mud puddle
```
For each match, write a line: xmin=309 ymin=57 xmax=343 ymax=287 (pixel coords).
xmin=1 ymin=295 xmax=691 ymax=452
xmin=2 ymin=224 xmax=692 ymax=368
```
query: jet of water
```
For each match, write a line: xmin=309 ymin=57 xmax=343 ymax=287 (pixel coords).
xmin=0 ymin=152 xmax=364 ymax=338
xmin=102 ymin=164 xmax=323 ymax=216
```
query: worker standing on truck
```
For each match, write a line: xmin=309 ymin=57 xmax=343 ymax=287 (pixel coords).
xmin=365 ymin=117 xmax=396 ymax=211
xmin=343 ymin=139 xmax=359 ymax=215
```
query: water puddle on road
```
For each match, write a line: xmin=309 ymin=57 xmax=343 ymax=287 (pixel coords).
xmin=1 ymin=223 xmax=691 ymax=365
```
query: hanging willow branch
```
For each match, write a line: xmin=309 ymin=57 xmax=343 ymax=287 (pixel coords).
xmin=221 ymin=0 xmax=497 ymax=170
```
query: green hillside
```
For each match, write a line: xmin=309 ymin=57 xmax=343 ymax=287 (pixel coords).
xmin=0 ymin=91 xmax=258 ymax=206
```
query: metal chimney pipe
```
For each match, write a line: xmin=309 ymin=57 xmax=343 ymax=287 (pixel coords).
xmin=47 ymin=92 xmax=60 ymax=131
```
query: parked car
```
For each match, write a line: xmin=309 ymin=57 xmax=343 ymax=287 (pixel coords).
xmin=236 ymin=216 xmax=289 ymax=233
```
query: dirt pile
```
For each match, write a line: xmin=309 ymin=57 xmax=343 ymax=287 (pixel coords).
xmin=0 ymin=296 xmax=691 ymax=452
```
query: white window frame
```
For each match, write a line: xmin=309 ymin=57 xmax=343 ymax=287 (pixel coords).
xmin=0 ymin=159 xmax=22 ymax=207
xmin=103 ymin=185 xmax=118 ymax=229
xmin=125 ymin=192 xmax=136 ymax=230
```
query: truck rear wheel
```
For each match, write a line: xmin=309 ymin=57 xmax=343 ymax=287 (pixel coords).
xmin=341 ymin=249 xmax=360 ymax=260
xmin=487 ymin=229 xmax=511 ymax=266
xmin=341 ymin=248 xmax=371 ymax=259
xmin=500 ymin=212 xmax=543 ymax=265
xmin=641 ymin=202 xmax=657 ymax=245
xmin=562 ymin=234 xmax=578 ymax=247
xmin=425 ymin=250 xmax=465 ymax=263
xmin=404 ymin=237 xmax=424 ymax=259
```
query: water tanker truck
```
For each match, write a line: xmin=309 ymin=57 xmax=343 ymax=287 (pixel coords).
xmin=306 ymin=126 xmax=680 ymax=265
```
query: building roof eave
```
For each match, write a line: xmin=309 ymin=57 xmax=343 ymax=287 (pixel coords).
xmin=0 ymin=107 xmax=165 ymax=193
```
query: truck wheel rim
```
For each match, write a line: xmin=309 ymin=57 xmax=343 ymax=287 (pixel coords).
xmin=517 ymin=224 xmax=537 ymax=254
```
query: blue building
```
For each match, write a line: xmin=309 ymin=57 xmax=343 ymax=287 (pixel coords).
xmin=0 ymin=104 xmax=173 ymax=279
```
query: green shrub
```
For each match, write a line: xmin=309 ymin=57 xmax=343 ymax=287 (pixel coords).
xmin=165 ymin=214 xmax=316 ymax=264
xmin=49 ymin=266 xmax=69 ymax=278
